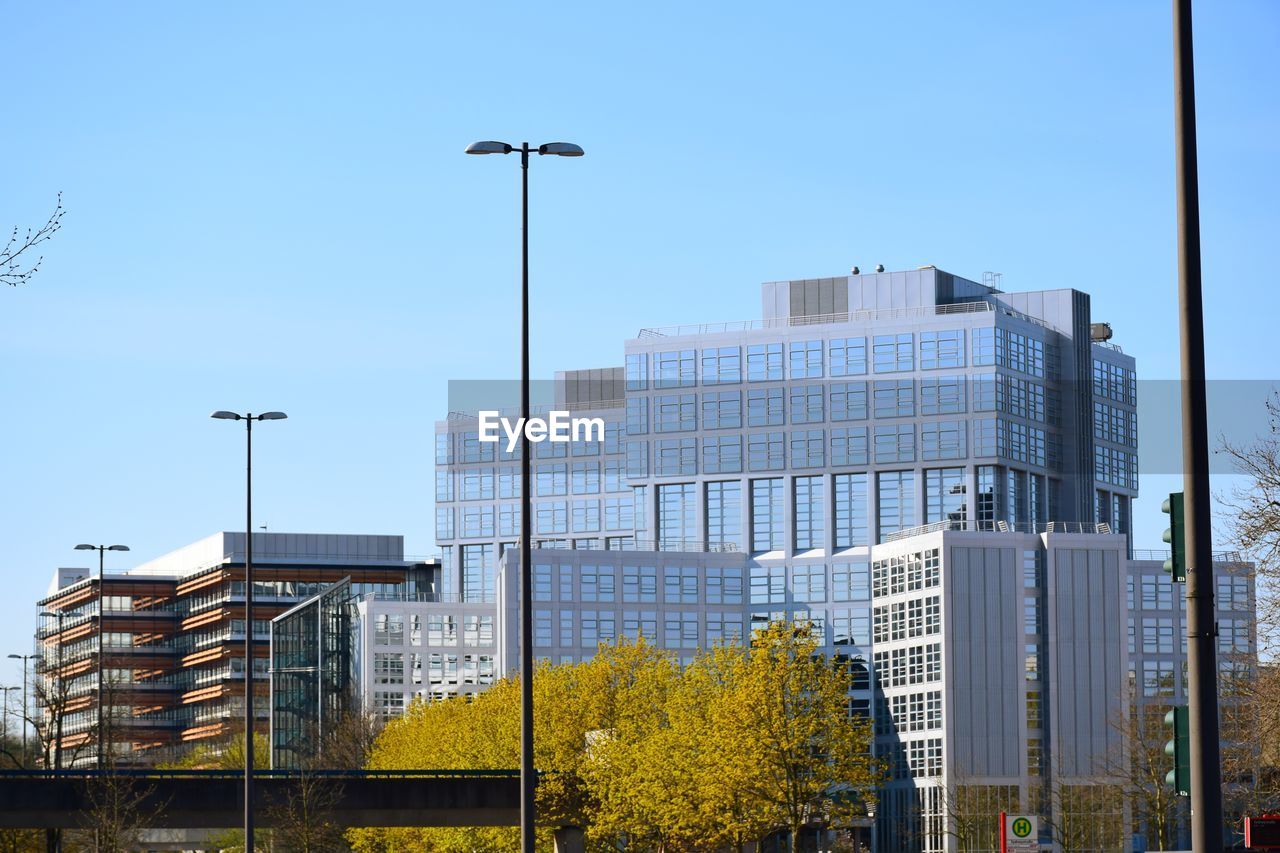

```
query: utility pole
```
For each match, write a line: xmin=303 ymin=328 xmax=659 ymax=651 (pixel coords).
xmin=1172 ymin=1 xmax=1224 ymax=849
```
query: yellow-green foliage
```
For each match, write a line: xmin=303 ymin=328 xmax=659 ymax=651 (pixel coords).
xmin=349 ymin=624 xmax=879 ymax=853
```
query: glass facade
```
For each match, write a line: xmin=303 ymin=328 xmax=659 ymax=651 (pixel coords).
xmin=270 ymin=579 xmax=360 ymax=770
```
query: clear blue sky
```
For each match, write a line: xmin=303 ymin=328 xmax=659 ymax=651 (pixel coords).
xmin=2 ymin=2 xmax=1277 ymax=676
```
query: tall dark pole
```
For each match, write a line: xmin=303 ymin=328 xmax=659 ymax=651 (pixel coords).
xmin=245 ymin=414 xmax=255 ymax=853
xmin=519 ymin=141 xmax=535 ymax=853
xmin=97 ymin=548 xmax=104 ymax=771
xmin=1173 ymin=1 xmax=1223 ymax=849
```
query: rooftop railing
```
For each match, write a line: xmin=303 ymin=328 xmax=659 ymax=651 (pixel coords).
xmin=882 ymin=520 xmax=1115 ymax=542
xmin=530 ymin=538 xmax=739 ymax=553
xmin=636 ymin=300 xmax=1055 ymax=339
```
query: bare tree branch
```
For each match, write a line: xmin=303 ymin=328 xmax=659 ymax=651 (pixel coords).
xmin=2 ymin=193 xmax=64 ymax=288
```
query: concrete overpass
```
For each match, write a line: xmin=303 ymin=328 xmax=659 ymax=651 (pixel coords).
xmin=0 ymin=770 xmax=523 ymax=829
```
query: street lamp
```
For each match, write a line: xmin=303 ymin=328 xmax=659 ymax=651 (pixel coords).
xmin=211 ymin=409 xmax=287 ymax=853
xmin=465 ymin=139 xmax=584 ymax=853
xmin=74 ymin=543 xmax=129 ymax=770
xmin=6 ymin=653 xmax=35 ymax=767
xmin=2 ymin=685 xmax=19 ymax=760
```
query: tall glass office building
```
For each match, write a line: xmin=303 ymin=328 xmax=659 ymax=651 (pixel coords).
xmin=422 ymin=268 xmax=1249 ymax=852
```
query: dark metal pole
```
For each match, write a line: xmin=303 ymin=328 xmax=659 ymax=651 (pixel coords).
xmin=519 ymin=141 xmax=536 ymax=853
xmin=97 ymin=547 xmax=104 ymax=772
xmin=245 ymin=415 xmax=255 ymax=853
xmin=1173 ymin=1 xmax=1223 ymax=850
xmin=21 ymin=660 xmax=28 ymax=767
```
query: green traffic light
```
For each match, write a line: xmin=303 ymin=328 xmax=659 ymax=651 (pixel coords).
xmin=1164 ymin=705 xmax=1189 ymax=796
xmin=1162 ymin=492 xmax=1186 ymax=582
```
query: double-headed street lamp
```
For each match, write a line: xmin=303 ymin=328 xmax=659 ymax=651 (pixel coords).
xmin=74 ymin=543 xmax=129 ymax=769
xmin=6 ymin=653 xmax=35 ymax=767
xmin=211 ymin=410 xmax=286 ymax=853
xmin=465 ymin=139 xmax=584 ymax=853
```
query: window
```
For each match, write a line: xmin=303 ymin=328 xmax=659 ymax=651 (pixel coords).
xmin=657 ymin=483 xmax=696 ymax=549
xmin=1143 ymin=617 xmax=1175 ymax=654
xmin=664 ymin=611 xmax=700 ymax=649
xmin=623 ymin=610 xmax=658 ymax=640
xmin=498 ymin=468 xmax=521 ymax=499
xmin=921 ymin=420 xmax=966 ymax=461
xmin=461 ymin=545 xmax=494 ymax=601
xmin=435 ymin=433 xmax=454 ymax=465
xmin=664 ymin=566 xmax=699 ymax=604
xmin=919 ymin=376 xmax=965 ymax=415
xmin=654 ymin=438 xmax=697 ymax=476
xmin=701 ymin=391 xmax=742 ymax=430
xmin=655 ymin=349 xmax=696 ymax=388
xmin=625 ymin=352 xmax=648 ymax=390
xmin=623 ymin=565 xmax=658 ymax=602
xmin=499 ymin=504 xmax=520 ymax=537
xmin=920 ymin=330 xmax=965 ymax=369
xmin=436 ymin=507 xmax=454 ymax=540
xmin=873 ymin=380 xmax=914 ymax=418
xmin=748 ymin=431 xmax=785 ymax=471
xmin=572 ymin=500 xmax=600 ymax=533
xmin=794 ymin=475 xmax=825 ymax=550
xmin=436 ymin=471 xmax=454 ymax=503
xmin=702 ymin=434 xmax=742 ymax=474
xmin=537 ymin=463 xmax=568 ymax=496
xmin=877 ymin=471 xmax=916 ymax=539
xmin=581 ymin=565 xmax=616 ymax=602
xmin=789 ymin=340 xmax=823 ymax=378
xmin=603 ymin=497 xmax=633 ymax=531
xmin=534 ymin=564 xmax=553 ymax=602
xmin=830 ymin=427 xmax=869 ymax=467
xmin=462 ymin=505 xmax=494 ymax=538
xmin=626 ymin=396 xmax=648 ymax=435
xmin=706 ymin=481 xmax=742 ymax=547
xmin=747 ymin=388 xmax=785 ymax=426
xmin=746 ymin=343 xmax=784 ymax=382
xmin=536 ymin=502 xmax=568 ymax=535
xmin=1140 ymin=575 xmax=1174 ymax=610
xmin=829 ymin=337 xmax=867 ymax=376
xmin=972 ymin=327 xmax=996 ymax=365
xmin=701 ymin=346 xmax=741 ymax=385
xmin=375 ymin=614 xmax=405 ymax=645
xmin=924 ymin=468 xmax=967 ymax=523
xmin=572 ymin=462 xmax=600 ymax=494
xmin=790 ymin=384 xmax=825 ymax=424
xmin=654 ymin=393 xmax=697 ymax=432
xmin=625 ymin=441 xmax=648 ymax=478
xmin=461 ymin=468 xmax=494 ymax=501
xmin=873 ymin=333 xmax=913 ymax=373
xmin=750 ymin=565 xmax=786 ymax=604
xmin=833 ymin=473 xmax=869 ymax=549
xmin=706 ymin=567 xmax=743 ymax=604
xmin=832 ymin=562 xmax=870 ymax=600
xmin=830 ymin=381 xmax=868 ymax=421
xmin=751 ymin=478 xmax=784 ymax=551
xmin=792 ymin=564 xmax=826 ymax=602
xmin=874 ymin=424 xmax=915 ymax=463
xmin=790 ymin=429 xmax=825 ymax=469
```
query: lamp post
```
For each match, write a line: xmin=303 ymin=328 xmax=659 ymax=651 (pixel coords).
xmin=73 ymin=543 xmax=129 ymax=770
xmin=7 ymin=653 xmax=35 ymax=767
xmin=211 ymin=409 xmax=287 ymax=853
xmin=36 ymin=612 xmax=65 ymax=853
xmin=2 ymin=685 xmax=19 ymax=760
xmin=465 ymin=139 xmax=584 ymax=853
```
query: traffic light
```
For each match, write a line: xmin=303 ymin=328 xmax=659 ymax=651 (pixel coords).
xmin=1162 ymin=492 xmax=1186 ymax=582
xmin=1165 ymin=705 xmax=1189 ymax=796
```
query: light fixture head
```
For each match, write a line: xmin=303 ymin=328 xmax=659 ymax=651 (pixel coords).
xmin=465 ymin=141 xmax=513 ymax=155
xmin=538 ymin=142 xmax=584 ymax=157
xmin=74 ymin=544 xmax=95 ymax=551
xmin=257 ymin=411 xmax=288 ymax=421
xmin=108 ymin=545 xmax=130 ymax=552
xmin=211 ymin=411 xmax=242 ymax=421
xmin=6 ymin=654 xmax=21 ymax=660
xmin=38 ymin=612 xmax=58 ymax=619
